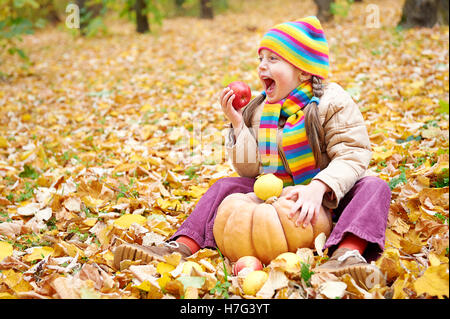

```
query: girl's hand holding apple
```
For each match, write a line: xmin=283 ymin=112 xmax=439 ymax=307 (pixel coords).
xmin=220 ymin=87 xmax=244 ymax=137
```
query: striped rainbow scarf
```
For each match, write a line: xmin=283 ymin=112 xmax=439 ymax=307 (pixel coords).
xmin=258 ymin=81 xmax=320 ymax=187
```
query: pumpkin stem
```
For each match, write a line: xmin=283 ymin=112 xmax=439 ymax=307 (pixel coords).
xmin=265 ymin=196 xmax=278 ymax=205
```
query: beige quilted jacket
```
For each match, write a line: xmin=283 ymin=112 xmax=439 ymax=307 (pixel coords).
xmin=225 ymin=82 xmax=373 ymax=209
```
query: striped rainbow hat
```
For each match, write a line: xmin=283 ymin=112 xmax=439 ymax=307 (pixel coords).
xmin=258 ymin=16 xmax=329 ymax=79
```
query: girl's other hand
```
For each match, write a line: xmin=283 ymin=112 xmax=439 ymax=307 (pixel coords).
xmin=284 ymin=180 xmax=329 ymax=228
xmin=220 ymin=87 xmax=243 ymax=130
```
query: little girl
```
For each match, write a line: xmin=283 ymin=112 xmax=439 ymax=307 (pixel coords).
xmin=114 ymin=16 xmax=391 ymax=289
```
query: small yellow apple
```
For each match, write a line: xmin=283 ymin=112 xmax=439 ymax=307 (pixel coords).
xmin=254 ymin=174 xmax=283 ymax=201
xmin=242 ymin=270 xmax=268 ymax=296
xmin=273 ymin=252 xmax=301 ymax=272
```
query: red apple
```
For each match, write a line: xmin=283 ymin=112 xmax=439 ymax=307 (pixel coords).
xmin=233 ymin=256 xmax=263 ymax=276
xmin=227 ymin=81 xmax=251 ymax=110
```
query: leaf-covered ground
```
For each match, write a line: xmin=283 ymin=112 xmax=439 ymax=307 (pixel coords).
xmin=0 ymin=0 xmax=448 ymax=299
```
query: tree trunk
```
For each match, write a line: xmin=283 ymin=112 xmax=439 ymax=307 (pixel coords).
xmin=200 ymin=0 xmax=214 ymax=19
xmin=135 ymin=0 xmax=150 ymax=33
xmin=175 ymin=0 xmax=185 ymax=8
xmin=398 ymin=0 xmax=448 ymax=28
xmin=46 ymin=7 xmax=61 ymax=24
xmin=437 ymin=0 xmax=449 ymax=25
xmin=313 ymin=0 xmax=334 ymax=22
xmin=175 ymin=0 xmax=185 ymax=15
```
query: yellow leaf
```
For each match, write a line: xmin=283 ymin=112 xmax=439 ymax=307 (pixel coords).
xmin=2 ymin=269 xmax=22 ymax=288
xmin=134 ymin=280 xmax=155 ymax=292
xmin=421 ymin=127 xmax=441 ymax=139
xmin=54 ymin=241 xmax=85 ymax=258
xmin=81 ymin=195 xmax=105 ymax=208
xmin=37 ymin=145 xmax=47 ymax=162
xmin=157 ymin=273 xmax=172 ymax=290
xmin=140 ymin=104 xmax=154 ymax=113
xmin=97 ymin=225 xmax=114 ymax=247
xmin=375 ymin=248 xmax=405 ymax=282
xmin=0 ymin=292 xmax=16 ymax=299
xmin=113 ymin=163 xmax=137 ymax=174
xmin=23 ymin=246 xmax=54 ymax=262
xmin=22 ymin=113 xmax=32 ymax=122
xmin=83 ymin=218 xmax=97 ymax=227
xmin=168 ymin=111 xmax=178 ymax=121
xmin=12 ymin=279 xmax=33 ymax=293
xmin=340 ymin=274 xmax=371 ymax=299
xmin=372 ymin=146 xmax=393 ymax=161
xmin=433 ymin=161 xmax=449 ymax=176
xmin=392 ymin=274 xmax=413 ymax=299
xmin=103 ymin=250 xmax=114 ymax=262
xmin=141 ymin=124 xmax=158 ymax=140
xmin=184 ymin=286 xmax=199 ymax=299
xmin=156 ymin=198 xmax=182 ymax=211
xmin=428 ymin=253 xmax=441 ymax=267
xmin=114 ymin=214 xmax=147 ymax=229
xmin=186 ymin=186 xmax=208 ymax=199
xmin=0 ymin=241 xmax=13 ymax=261
xmin=384 ymin=229 xmax=402 ymax=249
xmin=156 ymin=262 xmax=175 ymax=275
xmin=133 ymin=279 xmax=163 ymax=299
xmin=413 ymin=264 xmax=449 ymax=298
xmin=168 ymin=129 xmax=184 ymax=143
xmin=390 ymin=218 xmax=410 ymax=235
xmin=146 ymin=156 xmax=162 ymax=166
xmin=0 ymin=136 xmax=8 ymax=148
xmin=19 ymin=149 xmax=34 ymax=161
xmin=164 ymin=252 xmax=182 ymax=267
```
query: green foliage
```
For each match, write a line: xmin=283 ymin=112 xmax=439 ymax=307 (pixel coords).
xmin=119 ymin=0 xmax=164 ymax=29
xmin=330 ymin=0 xmax=354 ymax=17
xmin=17 ymin=182 xmax=36 ymax=202
xmin=171 ymin=0 xmax=227 ymax=18
xmin=210 ymin=248 xmax=231 ymax=298
xmin=389 ymin=166 xmax=407 ymax=190
xmin=184 ymin=165 xmax=200 ymax=180
xmin=0 ymin=0 xmax=231 ymax=66
xmin=432 ymin=168 xmax=449 ymax=188
xmin=75 ymin=0 xmax=110 ymax=37
xmin=116 ymin=178 xmax=140 ymax=200
xmin=0 ymin=0 xmax=51 ymax=64
xmin=300 ymin=262 xmax=314 ymax=287
xmin=18 ymin=164 xmax=40 ymax=179
xmin=438 ymin=100 xmax=449 ymax=114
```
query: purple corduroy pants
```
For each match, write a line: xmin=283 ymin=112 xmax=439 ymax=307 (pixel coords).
xmin=171 ymin=176 xmax=391 ymax=260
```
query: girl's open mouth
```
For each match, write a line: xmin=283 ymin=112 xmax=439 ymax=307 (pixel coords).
xmin=262 ymin=77 xmax=275 ymax=95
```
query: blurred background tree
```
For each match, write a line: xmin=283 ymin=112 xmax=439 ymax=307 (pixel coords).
xmin=135 ymin=0 xmax=150 ymax=33
xmin=1 ymin=0 xmax=447 ymax=66
xmin=398 ymin=0 xmax=449 ymax=28
xmin=314 ymin=0 xmax=448 ymax=27
xmin=200 ymin=0 xmax=213 ymax=19
xmin=0 ymin=0 xmax=46 ymax=62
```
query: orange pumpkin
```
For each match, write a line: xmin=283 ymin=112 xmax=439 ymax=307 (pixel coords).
xmin=213 ymin=187 xmax=333 ymax=265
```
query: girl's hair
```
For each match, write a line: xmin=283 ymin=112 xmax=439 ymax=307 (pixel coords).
xmin=304 ymin=76 xmax=325 ymax=168
xmin=242 ymin=75 xmax=324 ymax=168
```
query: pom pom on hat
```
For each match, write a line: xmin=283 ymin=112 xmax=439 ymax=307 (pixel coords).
xmin=258 ymin=16 xmax=330 ymax=79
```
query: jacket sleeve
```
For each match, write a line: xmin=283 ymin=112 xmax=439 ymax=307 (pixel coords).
xmin=225 ymin=121 xmax=261 ymax=178
xmin=312 ymin=87 xmax=372 ymax=209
